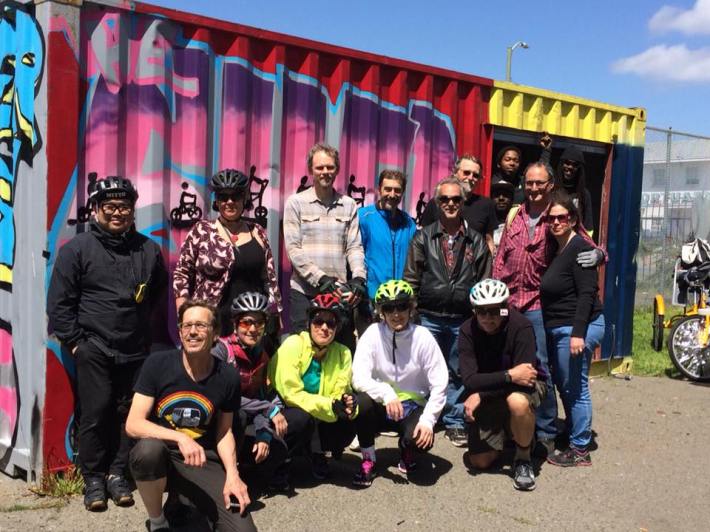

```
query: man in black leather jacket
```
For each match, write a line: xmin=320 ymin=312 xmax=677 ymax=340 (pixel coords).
xmin=404 ymin=176 xmax=491 ymax=447
xmin=48 ymin=176 xmax=167 ymax=511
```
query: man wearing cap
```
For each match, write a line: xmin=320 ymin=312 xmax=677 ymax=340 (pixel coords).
xmin=490 ymin=176 xmax=516 ymax=253
xmin=48 ymin=176 xmax=167 ymax=511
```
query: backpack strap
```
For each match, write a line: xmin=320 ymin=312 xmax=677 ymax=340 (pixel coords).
xmin=506 ymin=204 xmax=521 ymax=230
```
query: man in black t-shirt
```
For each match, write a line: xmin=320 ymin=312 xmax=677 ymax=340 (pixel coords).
xmin=458 ymin=279 xmax=546 ymax=491
xmin=126 ymin=300 xmax=256 ymax=532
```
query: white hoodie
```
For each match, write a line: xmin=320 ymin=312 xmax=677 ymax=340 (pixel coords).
xmin=352 ymin=321 xmax=448 ymax=430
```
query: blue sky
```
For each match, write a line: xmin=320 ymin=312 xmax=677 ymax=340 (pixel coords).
xmin=148 ymin=0 xmax=709 ymax=136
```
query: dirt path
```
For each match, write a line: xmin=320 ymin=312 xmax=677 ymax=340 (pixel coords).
xmin=1 ymin=375 xmax=708 ymax=531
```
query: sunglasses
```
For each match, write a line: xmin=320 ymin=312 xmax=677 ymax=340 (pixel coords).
xmin=381 ymin=302 xmax=410 ymax=314
xmin=312 ymin=316 xmax=338 ymax=329
xmin=460 ymin=170 xmax=481 ymax=179
xmin=237 ymin=318 xmax=266 ymax=330
xmin=217 ymin=192 xmax=245 ymax=202
xmin=475 ymin=307 xmax=504 ymax=317
xmin=437 ymin=195 xmax=463 ymax=204
xmin=547 ymin=213 xmax=571 ymax=224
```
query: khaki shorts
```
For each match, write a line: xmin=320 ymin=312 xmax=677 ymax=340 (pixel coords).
xmin=466 ymin=381 xmax=547 ymax=453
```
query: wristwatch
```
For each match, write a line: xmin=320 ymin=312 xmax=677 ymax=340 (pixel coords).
xmin=504 ymin=370 xmax=512 ymax=384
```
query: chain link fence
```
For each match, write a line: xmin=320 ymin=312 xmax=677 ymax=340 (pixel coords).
xmin=635 ymin=127 xmax=710 ymax=308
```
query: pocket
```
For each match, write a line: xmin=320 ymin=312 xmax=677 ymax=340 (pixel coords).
xmin=300 ymin=215 xmax=321 ymax=240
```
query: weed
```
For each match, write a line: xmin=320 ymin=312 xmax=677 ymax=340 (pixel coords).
xmin=0 ymin=500 xmax=67 ymax=512
xmin=30 ymin=465 xmax=84 ymax=498
xmin=632 ymin=308 xmax=678 ymax=377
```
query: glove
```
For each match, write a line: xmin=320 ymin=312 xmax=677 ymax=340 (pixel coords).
xmin=318 ymin=275 xmax=339 ymax=294
xmin=348 ymin=277 xmax=367 ymax=298
xmin=332 ymin=398 xmax=350 ymax=421
xmin=576 ymin=248 xmax=604 ymax=268
xmin=344 ymin=393 xmax=358 ymax=415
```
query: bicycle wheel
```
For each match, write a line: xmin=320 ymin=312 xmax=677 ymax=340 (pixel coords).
xmin=651 ymin=298 xmax=664 ymax=352
xmin=667 ymin=315 xmax=710 ymax=382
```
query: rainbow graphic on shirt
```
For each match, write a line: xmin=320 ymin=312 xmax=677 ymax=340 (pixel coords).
xmin=156 ymin=391 xmax=215 ymax=440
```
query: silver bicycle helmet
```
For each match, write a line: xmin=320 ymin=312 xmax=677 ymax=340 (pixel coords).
xmin=231 ymin=291 xmax=269 ymax=317
xmin=469 ymin=279 xmax=509 ymax=307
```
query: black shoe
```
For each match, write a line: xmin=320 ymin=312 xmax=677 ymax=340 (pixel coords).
xmin=311 ymin=453 xmax=330 ymax=480
xmin=547 ymin=447 xmax=592 ymax=467
xmin=512 ymin=460 xmax=536 ymax=491
xmin=444 ymin=428 xmax=468 ymax=448
xmin=533 ymin=437 xmax=555 ymax=458
xmin=163 ymin=490 xmax=192 ymax=526
xmin=106 ymin=474 xmax=134 ymax=507
xmin=83 ymin=477 xmax=107 ymax=511
xmin=268 ymin=462 xmax=291 ymax=492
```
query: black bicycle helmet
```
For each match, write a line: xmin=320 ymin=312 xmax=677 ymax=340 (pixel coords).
xmin=210 ymin=169 xmax=249 ymax=192
xmin=92 ymin=176 xmax=138 ymax=204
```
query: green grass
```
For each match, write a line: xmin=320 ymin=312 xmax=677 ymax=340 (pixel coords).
xmin=0 ymin=500 xmax=67 ymax=513
xmin=631 ymin=308 xmax=677 ymax=377
xmin=30 ymin=466 xmax=84 ymax=499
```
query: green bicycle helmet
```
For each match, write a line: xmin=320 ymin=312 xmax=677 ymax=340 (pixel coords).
xmin=374 ymin=280 xmax=414 ymax=306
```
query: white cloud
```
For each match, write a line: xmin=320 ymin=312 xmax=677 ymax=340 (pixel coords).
xmin=612 ymin=44 xmax=710 ymax=82
xmin=649 ymin=0 xmax=710 ymax=35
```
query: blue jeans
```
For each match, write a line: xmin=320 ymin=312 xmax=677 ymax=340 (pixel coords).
xmin=419 ymin=314 xmax=466 ymax=429
xmin=524 ymin=309 xmax=558 ymax=441
xmin=546 ymin=314 xmax=605 ymax=449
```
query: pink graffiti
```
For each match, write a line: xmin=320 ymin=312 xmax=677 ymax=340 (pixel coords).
xmin=0 ymin=386 xmax=17 ymax=437
xmin=49 ymin=15 xmax=79 ymax=59
xmin=0 ymin=328 xmax=11 ymax=365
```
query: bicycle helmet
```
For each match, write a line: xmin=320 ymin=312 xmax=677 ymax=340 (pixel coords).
xmin=210 ymin=169 xmax=249 ymax=191
xmin=92 ymin=176 xmax=138 ymax=204
xmin=469 ymin=279 xmax=509 ymax=307
xmin=307 ymin=293 xmax=343 ymax=321
xmin=374 ymin=280 xmax=414 ymax=306
xmin=231 ymin=291 xmax=269 ymax=317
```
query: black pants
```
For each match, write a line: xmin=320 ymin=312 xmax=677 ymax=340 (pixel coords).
xmin=289 ymin=290 xmax=356 ymax=353
xmin=75 ymin=341 xmax=142 ymax=479
xmin=234 ymin=410 xmax=287 ymax=491
xmin=130 ymin=439 xmax=257 ymax=532
xmin=355 ymin=392 xmax=432 ymax=453
xmin=280 ymin=406 xmax=356 ymax=454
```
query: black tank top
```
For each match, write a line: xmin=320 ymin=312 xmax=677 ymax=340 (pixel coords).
xmin=218 ymin=234 xmax=266 ymax=336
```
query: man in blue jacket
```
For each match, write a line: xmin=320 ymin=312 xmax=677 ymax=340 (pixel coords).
xmin=358 ymin=169 xmax=417 ymax=313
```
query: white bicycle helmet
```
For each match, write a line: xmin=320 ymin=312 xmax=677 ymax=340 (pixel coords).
xmin=469 ymin=279 xmax=509 ymax=307
xmin=231 ymin=291 xmax=269 ymax=317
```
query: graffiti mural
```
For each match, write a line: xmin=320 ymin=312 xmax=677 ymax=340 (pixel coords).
xmin=0 ymin=319 xmax=19 ymax=454
xmin=0 ymin=2 xmax=44 ymax=290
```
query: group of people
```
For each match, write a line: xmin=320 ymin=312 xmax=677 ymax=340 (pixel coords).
xmin=46 ymin=138 xmax=605 ymax=531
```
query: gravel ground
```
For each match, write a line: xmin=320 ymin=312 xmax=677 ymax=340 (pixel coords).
xmin=1 ymin=375 xmax=708 ymax=532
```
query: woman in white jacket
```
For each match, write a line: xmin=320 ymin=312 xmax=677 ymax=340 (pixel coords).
xmin=351 ymin=280 xmax=448 ymax=487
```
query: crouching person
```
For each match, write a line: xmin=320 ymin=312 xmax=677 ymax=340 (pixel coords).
xmin=351 ymin=280 xmax=448 ymax=487
xmin=459 ymin=280 xmax=546 ymax=492
xmin=268 ymin=294 xmax=358 ymax=481
xmin=126 ymin=300 xmax=257 ymax=532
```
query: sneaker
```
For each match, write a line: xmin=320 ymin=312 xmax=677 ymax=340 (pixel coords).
xmin=144 ymin=519 xmax=170 ymax=532
xmin=268 ymin=462 xmax=291 ymax=492
xmin=106 ymin=474 xmax=134 ymax=507
xmin=547 ymin=447 xmax=592 ymax=467
xmin=379 ymin=430 xmax=398 ymax=437
xmin=311 ymin=453 xmax=330 ymax=480
xmin=512 ymin=460 xmax=536 ymax=491
xmin=349 ymin=435 xmax=361 ymax=451
xmin=352 ymin=459 xmax=375 ymax=487
xmin=397 ymin=447 xmax=417 ymax=474
xmin=83 ymin=477 xmax=107 ymax=511
xmin=444 ymin=427 xmax=468 ymax=448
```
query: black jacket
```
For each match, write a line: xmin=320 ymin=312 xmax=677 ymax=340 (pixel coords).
xmin=48 ymin=221 xmax=167 ymax=362
xmin=404 ymin=220 xmax=491 ymax=318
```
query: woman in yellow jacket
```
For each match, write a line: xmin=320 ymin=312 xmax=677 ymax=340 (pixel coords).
xmin=268 ymin=293 xmax=358 ymax=482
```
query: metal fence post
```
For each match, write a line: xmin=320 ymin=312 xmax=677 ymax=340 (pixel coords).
xmin=660 ymin=128 xmax=672 ymax=295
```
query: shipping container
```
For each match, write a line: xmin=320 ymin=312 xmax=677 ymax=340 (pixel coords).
xmin=0 ymin=0 xmax=644 ymax=478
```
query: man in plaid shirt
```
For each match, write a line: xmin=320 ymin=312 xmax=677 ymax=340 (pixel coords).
xmin=493 ymin=161 xmax=603 ymax=456
xmin=283 ymin=143 xmax=367 ymax=351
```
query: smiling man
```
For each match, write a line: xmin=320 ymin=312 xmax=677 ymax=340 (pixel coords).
xmin=126 ymin=300 xmax=256 ymax=532
xmin=283 ymin=143 xmax=367 ymax=351
xmin=404 ymin=176 xmax=491 ymax=448
xmin=48 ymin=176 xmax=167 ymax=511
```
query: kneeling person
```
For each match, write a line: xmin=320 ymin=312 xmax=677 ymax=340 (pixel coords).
xmin=126 ymin=300 xmax=256 ymax=532
xmin=459 ymin=279 xmax=546 ymax=492
xmin=352 ymin=280 xmax=448 ymax=487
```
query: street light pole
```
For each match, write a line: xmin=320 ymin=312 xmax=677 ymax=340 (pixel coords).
xmin=505 ymin=41 xmax=529 ymax=82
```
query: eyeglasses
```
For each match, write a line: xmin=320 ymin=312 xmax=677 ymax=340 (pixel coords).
xmin=179 ymin=321 xmax=212 ymax=332
xmin=216 ymin=192 xmax=245 ymax=202
xmin=437 ymin=195 xmax=463 ymax=204
xmin=237 ymin=318 xmax=266 ymax=330
xmin=475 ymin=307 xmax=503 ymax=317
xmin=524 ymin=179 xmax=550 ymax=189
xmin=100 ymin=203 xmax=134 ymax=215
xmin=312 ymin=316 xmax=338 ymax=329
xmin=546 ymin=213 xmax=571 ymax=224
xmin=460 ymin=170 xmax=481 ymax=179
xmin=381 ymin=302 xmax=410 ymax=314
